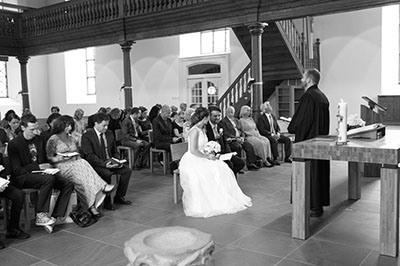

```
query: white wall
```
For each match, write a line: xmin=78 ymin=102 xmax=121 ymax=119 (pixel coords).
xmin=314 ymin=7 xmax=382 ymax=135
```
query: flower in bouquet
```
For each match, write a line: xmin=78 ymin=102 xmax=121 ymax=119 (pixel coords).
xmin=347 ymin=114 xmax=366 ymax=130
xmin=203 ymin=141 xmax=221 ymax=155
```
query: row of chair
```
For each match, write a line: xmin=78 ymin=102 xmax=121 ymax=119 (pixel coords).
xmin=115 ymin=129 xmax=170 ymax=175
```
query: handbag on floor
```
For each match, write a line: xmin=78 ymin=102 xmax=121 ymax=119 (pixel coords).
xmin=69 ymin=203 xmax=97 ymax=227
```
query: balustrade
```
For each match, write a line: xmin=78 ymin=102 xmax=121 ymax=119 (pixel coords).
xmin=216 ymin=63 xmax=252 ymax=115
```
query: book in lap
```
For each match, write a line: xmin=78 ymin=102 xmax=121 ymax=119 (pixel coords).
xmin=32 ymin=168 xmax=60 ymax=175
xmin=0 ymin=177 xmax=10 ymax=189
xmin=107 ymin=157 xmax=127 ymax=165
xmin=57 ymin=152 xmax=80 ymax=157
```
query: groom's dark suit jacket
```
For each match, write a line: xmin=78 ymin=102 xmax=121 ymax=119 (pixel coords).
xmin=205 ymin=122 xmax=244 ymax=175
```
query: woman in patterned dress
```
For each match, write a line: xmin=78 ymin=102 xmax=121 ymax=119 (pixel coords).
xmin=46 ymin=115 xmax=114 ymax=217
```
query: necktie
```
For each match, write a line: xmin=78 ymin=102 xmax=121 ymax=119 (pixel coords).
xmin=268 ymin=115 xmax=275 ymax=134
xmin=100 ymin=133 xmax=107 ymax=160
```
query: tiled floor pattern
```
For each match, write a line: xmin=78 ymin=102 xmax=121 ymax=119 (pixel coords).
xmin=0 ymin=157 xmax=399 ymax=265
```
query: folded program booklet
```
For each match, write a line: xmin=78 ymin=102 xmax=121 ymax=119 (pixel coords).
xmin=57 ymin=152 xmax=80 ymax=157
xmin=218 ymin=152 xmax=237 ymax=161
xmin=110 ymin=157 xmax=127 ymax=164
xmin=0 ymin=177 xmax=10 ymax=188
xmin=32 ymin=168 xmax=60 ymax=175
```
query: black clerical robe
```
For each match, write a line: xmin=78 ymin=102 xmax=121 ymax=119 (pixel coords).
xmin=288 ymin=85 xmax=330 ymax=210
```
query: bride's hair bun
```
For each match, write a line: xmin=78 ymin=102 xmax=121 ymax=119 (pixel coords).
xmin=191 ymin=107 xmax=209 ymax=127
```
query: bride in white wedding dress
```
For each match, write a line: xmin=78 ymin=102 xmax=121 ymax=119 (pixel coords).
xmin=179 ymin=107 xmax=252 ymax=218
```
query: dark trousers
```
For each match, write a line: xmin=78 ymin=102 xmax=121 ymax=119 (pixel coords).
xmin=12 ymin=173 xmax=74 ymax=218
xmin=278 ymin=135 xmax=292 ymax=159
xmin=224 ymin=155 xmax=245 ymax=176
xmin=0 ymin=184 xmax=24 ymax=230
xmin=93 ymin=165 xmax=132 ymax=204
xmin=267 ymin=135 xmax=292 ymax=160
xmin=123 ymin=140 xmax=151 ymax=167
xmin=228 ymin=140 xmax=258 ymax=166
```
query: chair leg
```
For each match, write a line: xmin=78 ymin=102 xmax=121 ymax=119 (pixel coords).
xmin=23 ymin=193 xmax=31 ymax=232
xmin=150 ymin=151 xmax=154 ymax=172
xmin=173 ymin=173 xmax=179 ymax=204
xmin=128 ymin=150 xmax=133 ymax=169
xmin=163 ymin=152 xmax=167 ymax=175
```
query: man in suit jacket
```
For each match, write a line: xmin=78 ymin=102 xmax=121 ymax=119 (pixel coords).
xmin=120 ymin=107 xmax=150 ymax=170
xmin=0 ymin=152 xmax=30 ymax=246
xmin=8 ymin=114 xmax=74 ymax=229
xmin=152 ymin=105 xmax=181 ymax=152
xmin=257 ymin=101 xmax=292 ymax=164
xmin=219 ymin=106 xmax=260 ymax=170
xmin=205 ymin=106 xmax=245 ymax=176
xmin=81 ymin=112 xmax=132 ymax=211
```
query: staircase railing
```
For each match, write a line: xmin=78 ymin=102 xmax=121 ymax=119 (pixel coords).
xmin=277 ymin=19 xmax=320 ymax=71
xmin=216 ymin=62 xmax=252 ymax=116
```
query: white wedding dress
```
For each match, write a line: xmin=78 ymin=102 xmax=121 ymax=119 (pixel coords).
xmin=179 ymin=127 xmax=252 ymax=218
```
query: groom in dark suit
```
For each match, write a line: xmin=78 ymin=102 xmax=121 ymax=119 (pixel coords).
xmin=81 ymin=112 xmax=132 ymax=211
xmin=257 ymin=101 xmax=292 ymax=163
xmin=205 ymin=106 xmax=245 ymax=176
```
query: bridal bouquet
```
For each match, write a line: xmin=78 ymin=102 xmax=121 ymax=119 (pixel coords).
xmin=203 ymin=141 xmax=221 ymax=155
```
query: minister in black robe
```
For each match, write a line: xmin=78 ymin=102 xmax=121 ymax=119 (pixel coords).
xmin=288 ymin=68 xmax=330 ymax=217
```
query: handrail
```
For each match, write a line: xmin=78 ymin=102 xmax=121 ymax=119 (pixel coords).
xmin=0 ymin=11 xmax=18 ymax=38
xmin=216 ymin=62 xmax=252 ymax=115
xmin=276 ymin=20 xmax=302 ymax=63
xmin=19 ymin=0 xmax=209 ymax=37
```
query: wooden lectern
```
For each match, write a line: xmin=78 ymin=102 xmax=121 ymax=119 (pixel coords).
xmin=360 ymin=96 xmax=387 ymax=177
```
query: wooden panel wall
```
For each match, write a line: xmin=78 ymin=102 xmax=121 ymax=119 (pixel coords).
xmin=378 ymin=95 xmax=400 ymax=125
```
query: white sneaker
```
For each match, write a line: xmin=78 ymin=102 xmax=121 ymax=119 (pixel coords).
xmin=36 ymin=212 xmax=56 ymax=226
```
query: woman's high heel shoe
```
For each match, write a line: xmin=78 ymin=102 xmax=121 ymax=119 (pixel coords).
xmin=89 ymin=206 xmax=101 ymax=218
xmin=102 ymin=184 xmax=116 ymax=194
xmin=263 ymin=161 xmax=273 ymax=168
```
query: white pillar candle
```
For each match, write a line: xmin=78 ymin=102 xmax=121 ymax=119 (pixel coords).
xmin=337 ymin=100 xmax=347 ymax=143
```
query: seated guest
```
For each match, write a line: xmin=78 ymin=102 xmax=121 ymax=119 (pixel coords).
xmin=149 ymin=104 xmax=162 ymax=123
xmin=152 ymin=105 xmax=181 ymax=153
xmin=41 ymin=113 xmax=61 ymax=143
xmin=51 ymin=106 xmax=60 ymax=114
xmin=171 ymin=105 xmax=178 ymax=113
xmin=0 ymin=109 xmax=16 ymax=129
xmin=81 ymin=113 xmax=132 ymax=211
xmin=219 ymin=106 xmax=260 ymax=170
xmin=108 ymin=108 xmax=122 ymax=138
xmin=8 ymin=114 xmax=74 ymax=230
xmin=0 ymin=153 xmax=30 ymax=249
xmin=170 ymin=111 xmax=178 ymax=122
xmin=205 ymin=106 xmax=245 ymax=176
xmin=238 ymin=105 xmax=274 ymax=167
xmin=5 ymin=113 xmax=21 ymax=142
xmin=87 ymin=107 xmax=107 ymax=129
xmin=138 ymin=106 xmax=152 ymax=142
xmin=46 ymin=115 xmax=114 ymax=218
xmin=121 ymin=107 xmax=151 ymax=170
xmin=257 ymin=102 xmax=292 ymax=164
xmin=182 ymin=108 xmax=195 ymax=142
xmin=179 ymin=102 xmax=187 ymax=112
xmin=172 ymin=111 xmax=185 ymax=139
xmin=72 ymin=108 xmax=85 ymax=146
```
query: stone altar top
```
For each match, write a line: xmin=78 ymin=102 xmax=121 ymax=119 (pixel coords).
xmin=292 ymin=134 xmax=400 ymax=165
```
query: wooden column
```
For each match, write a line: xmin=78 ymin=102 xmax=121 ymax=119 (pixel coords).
xmin=120 ymin=41 xmax=135 ymax=108
xmin=17 ymin=56 xmax=30 ymax=111
xmin=348 ymin=161 xmax=361 ymax=200
xmin=292 ymin=159 xmax=310 ymax=239
xmin=248 ymin=22 xmax=266 ymax=121
xmin=380 ymin=166 xmax=399 ymax=257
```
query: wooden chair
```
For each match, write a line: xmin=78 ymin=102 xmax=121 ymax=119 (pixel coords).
xmin=149 ymin=130 xmax=170 ymax=175
xmin=115 ymin=129 xmax=134 ymax=169
xmin=170 ymin=142 xmax=188 ymax=204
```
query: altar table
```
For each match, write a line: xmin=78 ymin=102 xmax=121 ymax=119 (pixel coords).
xmin=291 ymin=135 xmax=400 ymax=257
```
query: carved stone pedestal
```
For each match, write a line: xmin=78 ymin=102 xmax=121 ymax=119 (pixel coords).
xmin=124 ymin=226 xmax=215 ymax=266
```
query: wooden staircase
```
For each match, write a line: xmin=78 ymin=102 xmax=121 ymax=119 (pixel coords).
xmin=217 ymin=19 xmax=320 ymax=115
